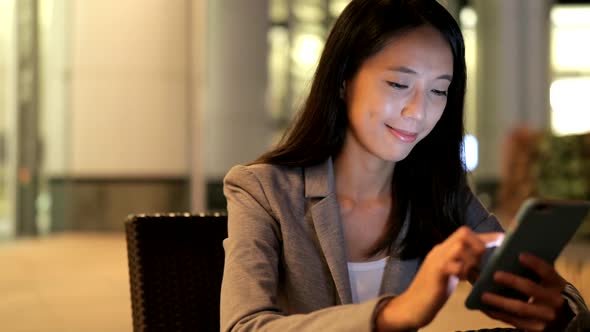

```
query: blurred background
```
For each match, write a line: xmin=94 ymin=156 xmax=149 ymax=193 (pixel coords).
xmin=0 ymin=0 xmax=589 ymax=331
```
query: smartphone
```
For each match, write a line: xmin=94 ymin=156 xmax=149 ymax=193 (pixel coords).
xmin=465 ymin=198 xmax=590 ymax=311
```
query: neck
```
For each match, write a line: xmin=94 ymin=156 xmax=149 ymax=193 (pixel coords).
xmin=333 ymin=136 xmax=395 ymax=202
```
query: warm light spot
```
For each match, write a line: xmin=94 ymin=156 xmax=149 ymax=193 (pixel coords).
xmin=463 ymin=134 xmax=479 ymax=171
xmin=551 ymin=6 xmax=590 ymax=71
xmin=550 ymin=78 xmax=590 ymax=136
xmin=460 ymin=7 xmax=478 ymax=28
xmin=291 ymin=33 xmax=324 ymax=68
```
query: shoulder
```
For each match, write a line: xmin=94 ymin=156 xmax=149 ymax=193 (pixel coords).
xmin=223 ymin=163 xmax=306 ymax=214
xmin=463 ymin=187 xmax=505 ymax=233
xmin=224 ymin=163 xmax=303 ymax=190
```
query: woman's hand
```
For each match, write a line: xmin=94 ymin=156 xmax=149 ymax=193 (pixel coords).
xmin=376 ymin=226 xmax=503 ymax=331
xmin=481 ymin=253 xmax=569 ymax=331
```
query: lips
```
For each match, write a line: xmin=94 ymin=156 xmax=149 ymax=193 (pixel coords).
xmin=386 ymin=125 xmax=418 ymax=143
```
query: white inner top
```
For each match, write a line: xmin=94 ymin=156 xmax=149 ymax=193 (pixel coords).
xmin=347 ymin=257 xmax=388 ymax=304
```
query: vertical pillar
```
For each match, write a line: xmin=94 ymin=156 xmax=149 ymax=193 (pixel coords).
xmin=189 ymin=0 xmax=206 ymax=212
xmin=472 ymin=0 xmax=552 ymax=184
xmin=201 ymin=0 xmax=270 ymax=209
xmin=15 ymin=0 xmax=40 ymax=235
xmin=521 ymin=0 xmax=552 ymax=129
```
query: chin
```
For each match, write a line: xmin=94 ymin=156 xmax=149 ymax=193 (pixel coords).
xmin=379 ymin=148 xmax=413 ymax=163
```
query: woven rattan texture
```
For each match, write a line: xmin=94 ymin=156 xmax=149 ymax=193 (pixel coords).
xmin=125 ymin=213 xmax=227 ymax=332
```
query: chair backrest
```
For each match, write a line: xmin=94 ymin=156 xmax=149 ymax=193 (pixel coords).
xmin=125 ymin=212 xmax=228 ymax=332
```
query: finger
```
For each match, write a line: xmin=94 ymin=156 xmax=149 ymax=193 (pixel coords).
xmin=446 ymin=241 xmax=480 ymax=279
xmin=448 ymin=227 xmax=485 ymax=253
xmin=447 ymin=228 xmax=503 ymax=255
xmin=444 ymin=260 xmax=464 ymax=277
xmin=444 ymin=259 xmax=477 ymax=284
xmin=447 ymin=227 xmax=486 ymax=261
xmin=483 ymin=309 xmax=547 ymax=332
xmin=448 ymin=242 xmax=490 ymax=282
xmin=519 ymin=253 xmax=566 ymax=288
xmin=481 ymin=292 xmax=557 ymax=322
xmin=494 ymin=271 xmax=565 ymax=308
xmin=444 ymin=228 xmax=502 ymax=280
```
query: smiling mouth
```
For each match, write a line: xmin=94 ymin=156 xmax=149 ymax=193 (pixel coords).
xmin=386 ymin=125 xmax=418 ymax=143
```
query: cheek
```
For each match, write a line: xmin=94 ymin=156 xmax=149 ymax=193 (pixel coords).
xmin=350 ymin=92 xmax=390 ymax=122
xmin=363 ymin=93 xmax=399 ymax=122
xmin=378 ymin=95 xmax=399 ymax=117
xmin=434 ymin=106 xmax=446 ymax=123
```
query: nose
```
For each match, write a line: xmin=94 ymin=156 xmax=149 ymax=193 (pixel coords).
xmin=401 ymin=88 xmax=426 ymax=121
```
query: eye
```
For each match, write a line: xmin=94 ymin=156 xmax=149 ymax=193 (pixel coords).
xmin=387 ymin=81 xmax=408 ymax=89
xmin=431 ymin=89 xmax=448 ymax=97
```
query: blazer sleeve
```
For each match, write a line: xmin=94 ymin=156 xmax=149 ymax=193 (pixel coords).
xmin=463 ymin=187 xmax=589 ymax=320
xmin=464 ymin=187 xmax=504 ymax=234
xmin=220 ymin=165 xmax=396 ymax=332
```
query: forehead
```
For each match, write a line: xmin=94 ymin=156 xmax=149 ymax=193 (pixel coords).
xmin=365 ymin=25 xmax=453 ymax=74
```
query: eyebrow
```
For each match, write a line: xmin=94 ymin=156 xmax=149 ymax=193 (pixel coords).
xmin=389 ymin=66 xmax=452 ymax=82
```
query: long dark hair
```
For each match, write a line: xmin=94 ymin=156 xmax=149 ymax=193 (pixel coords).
xmin=254 ymin=0 xmax=468 ymax=259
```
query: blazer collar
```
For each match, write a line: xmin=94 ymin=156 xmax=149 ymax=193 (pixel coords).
xmin=304 ymin=157 xmax=334 ymax=198
xmin=304 ymin=157 xmax=352 ymax=304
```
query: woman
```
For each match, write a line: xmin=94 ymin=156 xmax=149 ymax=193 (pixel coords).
xmin=220 ymin=0 xmax=587 ymax=331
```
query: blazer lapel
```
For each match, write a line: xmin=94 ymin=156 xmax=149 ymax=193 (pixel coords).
xmin=305 ymin=158 xmax=352 ymax=304
xmin=304 ymin=158 xmax=421 ymax=302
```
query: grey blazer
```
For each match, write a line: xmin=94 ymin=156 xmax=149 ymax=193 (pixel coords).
xmin=220 ymin=158 xmax=587 ymax=332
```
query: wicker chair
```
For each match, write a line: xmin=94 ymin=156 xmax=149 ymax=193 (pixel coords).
xmin=125 ymin=212 xmax=228 ymax=332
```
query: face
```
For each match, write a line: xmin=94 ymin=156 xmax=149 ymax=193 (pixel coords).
xmin=344 ymin=25 xmax=453 ymax=163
